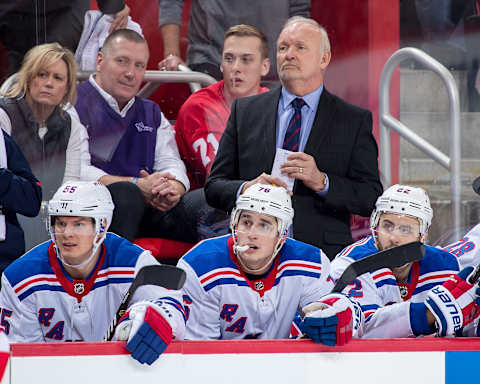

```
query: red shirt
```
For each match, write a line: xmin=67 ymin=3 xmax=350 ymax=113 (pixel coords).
xmin=174 ymin=80 xmax=269 ymax=189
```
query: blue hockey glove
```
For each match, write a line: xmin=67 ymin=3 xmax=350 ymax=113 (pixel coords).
xmin=299 ymin=293 xmax=363 ymax=346
xmin=114 ymin=300 xmax=173 ymax=365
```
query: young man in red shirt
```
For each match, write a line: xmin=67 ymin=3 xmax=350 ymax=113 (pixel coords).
xmin=175 ymin=24 xmax=270 ymax=189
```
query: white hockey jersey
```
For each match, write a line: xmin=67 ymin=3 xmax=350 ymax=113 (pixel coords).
xmin=178 ymin=235 xmax=333 ymax=340
xmin=443 ymin=223 xmax=480 ymax=336
xmin=444 ymin=223 xmax=480 ymax=268
xmin=0 ymin=233 xmax=186 ymax=342
xmin=331 ymin=235 xmax=460 ymax=338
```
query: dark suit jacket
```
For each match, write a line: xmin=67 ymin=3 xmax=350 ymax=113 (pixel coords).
xmin=205 ymin=86 xmax=383 ymax=259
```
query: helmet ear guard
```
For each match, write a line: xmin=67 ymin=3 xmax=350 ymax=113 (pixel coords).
xmin=98 ymin=218 xmax=107 ymax=234
xmin=370 ymin=184 xmax=433 ymax=237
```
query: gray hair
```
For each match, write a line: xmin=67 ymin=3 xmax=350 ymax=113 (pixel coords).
xmin=282 ymin=16 xmax=331 ymax=53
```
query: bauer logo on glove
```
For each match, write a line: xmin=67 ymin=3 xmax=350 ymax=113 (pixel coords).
xmin=425 ymin=266 xmax=480 ymax=337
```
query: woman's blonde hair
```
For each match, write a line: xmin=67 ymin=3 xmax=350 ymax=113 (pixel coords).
xmin=5 ymin=42 xmax=77 ymax=107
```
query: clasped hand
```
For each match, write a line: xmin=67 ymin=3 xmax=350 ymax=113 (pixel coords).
xmin=137 ymin=170 xmax=185 ymax=211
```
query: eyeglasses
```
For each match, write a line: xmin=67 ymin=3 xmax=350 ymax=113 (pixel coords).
xmin=236 ymin=216 xmax=278 ymax=238
xmin=376 ymin=220 xmax=420 ymax=238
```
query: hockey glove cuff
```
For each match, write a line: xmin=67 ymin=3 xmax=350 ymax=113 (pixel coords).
xmin=300 ymin=293 xmax=364 ymax=346
xmin=424 ymin=267 xmax=480 ymax=337
xmin=114 ymin=300 xmax=173 ymax=365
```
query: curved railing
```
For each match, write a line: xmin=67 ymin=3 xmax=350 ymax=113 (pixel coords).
xmin=77 ymin=68 xmax=216 ymax=98
xmin=379 ymin=47 xmax=461 ymax=236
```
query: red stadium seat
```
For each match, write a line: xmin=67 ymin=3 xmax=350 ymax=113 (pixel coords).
xmin=134 ymin=238 xmax=195 ymax=264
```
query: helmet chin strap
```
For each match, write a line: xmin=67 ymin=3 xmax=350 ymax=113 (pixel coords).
xmin=236 ymin=251 xmax=277 ymax=275
xmin=233 ymin=232 xmax=286 ymax=275
xmin=55 ymin=233 xmax=104 ymax=270
xmin=371 ymin=229 xmax=379 ymax=249
xmin=57 ymin=245 xmax=98 ymax=269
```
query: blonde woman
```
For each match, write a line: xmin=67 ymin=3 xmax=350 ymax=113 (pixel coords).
xmin=0 ymin=43 xmax=92 ymax=249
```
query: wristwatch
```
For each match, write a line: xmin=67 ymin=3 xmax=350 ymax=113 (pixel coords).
xmin=321 ymin=173 xmax=328 ymax=189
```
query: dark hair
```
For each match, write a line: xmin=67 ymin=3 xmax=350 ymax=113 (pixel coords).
xmin=102 ymin=29 xmax=148 ymax=55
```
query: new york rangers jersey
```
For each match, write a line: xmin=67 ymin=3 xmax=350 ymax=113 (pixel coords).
xmin=331 ymin=235 xmax=460 ymax=338
xmin=444 ymin=223 xmax=480 ymax=268
xmin=0 ymin=233 xmax=186 ymax=342
xmin=443 ymin=224 xmax=480 ymax=336
xmin=178 ymin=235 xmax=333 ymax=340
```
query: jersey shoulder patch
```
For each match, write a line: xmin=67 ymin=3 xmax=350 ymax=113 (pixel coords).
xmin=3 ymin=242 xmax=60 ymax=302
xmin=181 ymin=235 xmax=235 ymax=277
xmin=279 ymin=238 xmax=322 ymax=264
xmin=411 ymin=245 xmax=460 ymax=296
xmin=102 ymin=233 xmax=145 ymax=268
xmin=274 ymin=238 xmax=325 ymax=280
xmin=336 ymin=235 xmax=376 ymax=262
xmin=4 ymin=242 xmax=53 ymax=287
xmin=420 ymin=245 xmax=460 ymax=273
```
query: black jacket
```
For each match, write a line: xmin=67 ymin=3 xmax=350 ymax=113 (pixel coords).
xmin=0 ymin=130 xmax=42 ymax=273
xmin=0 ymin=97 xmax=70 ymax=200
xmin=205 ymin=87 xmax=383 ymax=259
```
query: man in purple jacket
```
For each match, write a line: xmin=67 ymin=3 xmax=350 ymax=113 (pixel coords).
xmin=74 ymin=29 xmax=196 ymax=243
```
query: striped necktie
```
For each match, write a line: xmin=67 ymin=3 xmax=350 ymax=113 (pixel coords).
xmin=282 ymin=98 xmax=305 ymax=152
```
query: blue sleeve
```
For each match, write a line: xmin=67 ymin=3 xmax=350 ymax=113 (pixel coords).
xmin=315 ymin=174 xmax=329 ymax=197
xmin=0 ymin=131 xmax=42 ymax=217
xmin=410 ymin=302 xmax=436 ymax=336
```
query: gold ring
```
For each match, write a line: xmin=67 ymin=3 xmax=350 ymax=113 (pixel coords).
xmin=299 ymin=167 xmax=303 ymax=174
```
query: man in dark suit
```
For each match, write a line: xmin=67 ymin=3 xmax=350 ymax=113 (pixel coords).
xmin=205 ymin=16 xmax=383 ymax=259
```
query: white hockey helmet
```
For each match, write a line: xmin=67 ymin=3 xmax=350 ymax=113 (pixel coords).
xmin=370 ymin=184 xmax=433 ymax=236
xmin=47 ymin=181 xmax=114 ymax=268
xmin=230 ymin=183 xmax=294 ymax=237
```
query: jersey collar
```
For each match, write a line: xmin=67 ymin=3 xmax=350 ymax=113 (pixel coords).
xmin=227 ymin=236 xmax=279 ymax=298
xmin=397 ymin=261 xmax=420 ymax=301
xmin=48 ymin=243 xmax=106 ymax=303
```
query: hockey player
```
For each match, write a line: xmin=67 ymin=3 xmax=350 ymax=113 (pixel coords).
xmin=331 ymin=184 xmax=480 ymax=338
xmin=0 ymin=181 xmax=186 ymax=365
xmin=444 ymin=176 xmax=480 ymax=268
xmin=178 ymin=183 xmax=363 ymax=345
xmin=441 ymin=177 xmax=480 ymax=336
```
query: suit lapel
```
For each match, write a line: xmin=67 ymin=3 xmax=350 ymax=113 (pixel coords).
xmin=262 ymin=87 xmax=282 ymax=171
xmin=304 ymin=88 xmax=336 ymax=154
